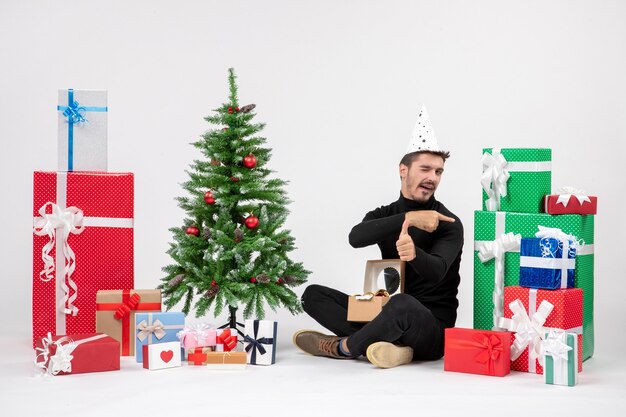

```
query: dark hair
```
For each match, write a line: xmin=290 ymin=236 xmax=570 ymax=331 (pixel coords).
xmin=400 ymin=150 xmax=451 ymax=167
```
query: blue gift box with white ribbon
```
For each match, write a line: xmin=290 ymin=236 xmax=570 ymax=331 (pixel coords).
xmin=244 ymin=320 xmax=277 ymax=365
xmin=519 ymin=237 xmax=576 ymax=289
xmin=57 ymin=89 xmax=108 ymax=172
xmin=135 ymin=312 xmax=185 ymax=362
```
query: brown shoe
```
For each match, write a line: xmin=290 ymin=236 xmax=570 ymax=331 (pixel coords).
xmin=292 ymin=330 xmax=350 ymax=359
xmin=366 ymin=342 xmax=413 ymax=368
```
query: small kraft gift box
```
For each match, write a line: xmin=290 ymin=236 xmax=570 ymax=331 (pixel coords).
xmin=543 ymin=187 xmax=597 ymax=215
xmin=244 ymin=320 xmax=278 ymax=365
xmin=96 ymin=289 xmax=161 ymax=356
xmin=142 ymin=341 xmax=182 ymax=370
xmin=35 ymin=333 xmax=120 ymax=376
xmin=444 ymin=328 xmax=512 ymax=377
xmin=32 ymin=171 xmax=134 ymax=347
xmin=57 ymin=89 xmax=108 ymax=172
xmin=135 ymin=312 xmax=185 ymax=362
xmin=187 ymin=349 xmax=247 ymax=370
xmin=347 ymin=259 xmax=405 ymax=322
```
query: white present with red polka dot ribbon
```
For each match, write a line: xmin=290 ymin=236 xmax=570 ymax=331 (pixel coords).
xmin=502 ymin=286 xmax=583 ymax=374
xmin=32 ymin=171 xmax=134 ymax=348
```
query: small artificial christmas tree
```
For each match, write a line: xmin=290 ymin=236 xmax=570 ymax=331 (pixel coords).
xmin=159 ymin=68 xmax=310 ymax=325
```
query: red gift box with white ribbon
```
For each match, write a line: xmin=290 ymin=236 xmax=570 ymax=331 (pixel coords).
xmin=543 ymin=187 xmax=597 ymax=215
xmin=499 ymin=286 xmax=583 ymax=374
xmin=34 ymin=332 xmax=120 ymax=376
xmin=32 ymin=171 xmax=134 ymax=347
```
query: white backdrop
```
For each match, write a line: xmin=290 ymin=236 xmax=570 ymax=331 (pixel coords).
xmin=1 ymin=0 xmax=624 ymax=357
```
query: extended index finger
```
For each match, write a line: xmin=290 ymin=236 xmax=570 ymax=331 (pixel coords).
xmin=437 ymin=213 xmax=456 ymax=223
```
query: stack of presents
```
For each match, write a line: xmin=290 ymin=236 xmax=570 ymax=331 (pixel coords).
xmin=444 ymin=148 xmax=597 ymax=386
xmin=32 ymin=89 xmax=277 ymax=376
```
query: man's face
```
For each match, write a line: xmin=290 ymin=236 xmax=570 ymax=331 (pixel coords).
xmin=399 ymin=153 xmax=445 ymax=203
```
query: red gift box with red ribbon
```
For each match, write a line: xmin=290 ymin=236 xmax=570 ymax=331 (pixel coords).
xmin=96 ymin=289 xmax=161 ymax=356
xmin=215 ymin=328 xmax=238 ymax=352
xmin=32 ymin=171 xmax=134 ymax=347
xmin=501 ymin=286 xmax=583 ymax=374
xmin=34 ymin=332 xmax=120 ymax=376
xmin=444 ymin=328 xmax=512 ymax=377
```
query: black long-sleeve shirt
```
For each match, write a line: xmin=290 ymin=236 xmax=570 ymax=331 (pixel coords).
xmin=348 ymin=193 xmax=464 ymax=328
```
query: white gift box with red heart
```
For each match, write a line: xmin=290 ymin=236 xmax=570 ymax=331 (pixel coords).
xmin=142 ymin=341 xmax=181 ymax=370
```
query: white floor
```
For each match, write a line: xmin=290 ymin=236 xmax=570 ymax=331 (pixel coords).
xmin=2 ymin=329 xmax=625 ymax=416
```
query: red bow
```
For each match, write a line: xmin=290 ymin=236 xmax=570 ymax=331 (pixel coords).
xmin=217 ymin=329 xmax=237 ymax=351
xmin=472 ymin=333 xmax=503 ymax=375
xmin=113 ymin=293 xmax=141 ymax=320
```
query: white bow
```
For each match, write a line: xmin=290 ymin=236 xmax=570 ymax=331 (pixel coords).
xmin=33 ymin=202 xmax=85 ymax=315
xmin=478 ymin=232 xmax=521 ymax=329
xmin=498 ymin=299 xmax=553 ymax=364
xmin=556 ymin=186 xmax=591 ymax=208
xmin=481 ymin=149 xmax=510 ymax=211
xmin=542 ymin=330 xmax=573 ymax=362
xmin=34 ymin=333 xmax=77 ymax=376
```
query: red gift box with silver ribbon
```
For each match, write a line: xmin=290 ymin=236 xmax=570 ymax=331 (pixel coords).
xmin=498 ymin=286 xmax=583 ymax=374
xmin=32 ymin=171 xmax=134 ymax=347
xmin=543 ymin=186 xmax=597 ymax=215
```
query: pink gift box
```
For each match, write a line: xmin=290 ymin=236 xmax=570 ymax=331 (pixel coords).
xmin=177 ymin=324 xmax=217 ymax=349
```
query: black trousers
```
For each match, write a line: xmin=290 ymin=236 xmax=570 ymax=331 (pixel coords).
xmin=301 ymin=284 xmax=446 ymax=360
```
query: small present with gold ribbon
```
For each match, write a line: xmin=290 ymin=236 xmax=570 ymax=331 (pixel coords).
xmin=347 ymin=289 xmax=390 ymax=323
xmin=444 ymin=328 xmax=512 ymax=377
xmin=135 ymin=312 xmax=185 ymax=362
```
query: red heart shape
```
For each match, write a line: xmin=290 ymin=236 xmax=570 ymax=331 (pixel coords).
xmin=160 ymin=350 xmax=174 ymax=363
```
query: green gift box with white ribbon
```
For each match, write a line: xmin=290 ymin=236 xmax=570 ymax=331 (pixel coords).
xmin=543 ymin=331 xmax=579 ymax=387
xmin=473 ymin=210 xmax=595 ymax=360
xmin=482 ymin=148 xmax=552 ymax=213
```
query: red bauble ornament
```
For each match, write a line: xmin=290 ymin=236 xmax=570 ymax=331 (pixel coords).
xmin=204 ymin=191 xmax=215 ymax=204
xmin=250 ymin=277 xmax=257 ymax=284
xmin=277 ymin=278 xmax=284 ymax=285
xmin=242 ymin=154 xmax=257 ymax=168
xmin=245 ymin=215 xmax=259 ymax=229
xmin=228 ymin=107 xmax=233 ymax=114
xmin=211 ymin=280 xmax=217 ymax=286
xmin=235 ymin=107 xmax=240 ymax=112
xmin=223 ymin=127 xmax=228 ymax=131
xmin=230 ymin=176 xmax=239 ymax=182
xmin=186 ymin=226 xmax=200 ymax=237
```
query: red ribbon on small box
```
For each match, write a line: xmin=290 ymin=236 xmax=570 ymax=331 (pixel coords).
xmin=216 ymin=329 xmax=237 ymax=352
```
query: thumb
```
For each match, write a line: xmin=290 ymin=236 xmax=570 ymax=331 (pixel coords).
xmin=437 ymin=213 xmax=456 ymax=223
xmin=400 ymin=219 xmax=410 ymax=236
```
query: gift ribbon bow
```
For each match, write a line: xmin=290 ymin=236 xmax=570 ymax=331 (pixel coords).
xmin=113 ymin=293 xmax=141 ymax=320
xmin=177 ymin=323 xmax=214 ymax=347
xmin=216 ymin=329 xmax=237 ymax=351
xmin=354 ymin=289 xmax=390 ymax=301
xmin=535 ymin=226 xmax=583 ymax=257
xmin=542 ymin=330 xmax=572 ymax=362
xmin=244 ymin=321 xmax=275 ymax=364
xmin=61 ymin=98 xmax=87 ymax=124
xmin=498 ymin=298 xmax=553 ymax=368
xmin=481 ymin=149 xmax=510 ymax=211
xmin=33 ymin=202 xmax=85 ymax=316
xmin=136 ymin=319 xmax=166 ymax=342
xmin=477 ymin=232 xmax=521 ymax=330
xmin=34 ymin=333 xmax=107 ymax=376
xmin=556 ymin=186 xmax=591 ymax=208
